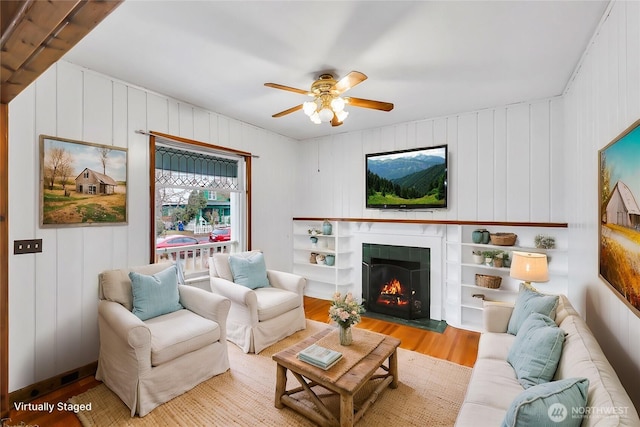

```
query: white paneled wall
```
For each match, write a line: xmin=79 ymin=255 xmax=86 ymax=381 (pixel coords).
xmin=295 ymin=98 xmax=566 ymax=224
xmin=8 ymin=62 xmax=297 ymax=391
xmin=564 ymin=0 xmax=640 ymax=408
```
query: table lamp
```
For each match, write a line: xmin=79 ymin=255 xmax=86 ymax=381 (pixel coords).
xmin=509 ymin=251 xmax=549 ymax=286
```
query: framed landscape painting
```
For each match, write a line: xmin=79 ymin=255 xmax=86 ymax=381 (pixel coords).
xmin=40 ymin=135 xmax=128 ymax=227
xmin=599 ymin=119 xmax=640 ymax=316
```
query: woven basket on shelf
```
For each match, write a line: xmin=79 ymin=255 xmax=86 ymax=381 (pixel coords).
xmin=475 ymin=274 xmax=502 ymax=289
xmin=490 ymin=233 xmax=517 ymax=246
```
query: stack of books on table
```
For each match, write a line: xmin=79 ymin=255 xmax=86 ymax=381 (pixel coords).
xmin=297 ymin=343 xmax=343 ymax=370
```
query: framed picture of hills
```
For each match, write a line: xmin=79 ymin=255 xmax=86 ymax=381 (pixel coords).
xmin=39 ymin=135 xmax=128 ymax=227
xmin=599 ymin=118 xmax=640 ymax=316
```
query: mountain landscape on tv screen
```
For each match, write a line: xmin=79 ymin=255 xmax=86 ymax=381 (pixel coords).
xmin=367 ymin=154 xmax=446 ymax=207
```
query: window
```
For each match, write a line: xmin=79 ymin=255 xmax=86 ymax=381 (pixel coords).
xmin=148 ymin=132 xmax=253 ymax=267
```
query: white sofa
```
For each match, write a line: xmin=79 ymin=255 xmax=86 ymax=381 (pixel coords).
xmin=456 ymin=294 xmax=639 ymax=426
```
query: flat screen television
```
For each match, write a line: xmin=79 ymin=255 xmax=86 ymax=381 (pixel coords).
xmin=366 ymin=144 xmax=448 ymax=210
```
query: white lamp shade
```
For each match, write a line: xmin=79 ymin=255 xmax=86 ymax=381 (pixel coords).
xmin=510 ymin=251 xmax=549 ymax=283
xmin=309 ymin=112 xmax=321 ymax=124
xmin=330 ymin=96 xmax=345 ymax=112
xmin=318 ymin=107 xmax=334 ymax=122
xmin=335 ymin=110 xmax=349 ymax=122
xmin=303 ymin=101 xmax=317 ymax=116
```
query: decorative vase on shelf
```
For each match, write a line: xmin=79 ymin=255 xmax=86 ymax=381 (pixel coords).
xmin=339 ymin=325 xmax=352 ymax=346
xmin=310 ymin=236 xmax=318 ymax=248
xmin=481 ymin=230 xmax=491 ymax=244
xmin=325 ymin=254 xmax=335 ymax=266
xmin=323 ymin=220 xmax=333 ymax=236
xmin=472 ymin=229 xmax=484 ymax=244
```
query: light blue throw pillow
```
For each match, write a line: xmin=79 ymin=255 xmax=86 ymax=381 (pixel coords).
xmin=129 ymin=265 xmax=183 ymax=321
xmin=508 ymin=284 xmax=559 ymax=335
xmin=502 ymin=377 xmax=589 ymax=427
xmin=228 ymin=252 xmax=270 ymax=289
xmin=508 ymin=313 xmax=565 ymax=389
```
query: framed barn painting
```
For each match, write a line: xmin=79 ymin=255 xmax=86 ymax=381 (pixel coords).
xmin=599 ymin=118 xmax=640 ymax=316
xmin=39 ymin=135 xmax=128 ymax=227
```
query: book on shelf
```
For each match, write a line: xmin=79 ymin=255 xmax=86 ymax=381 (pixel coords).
xmin=297 ymin=343 xmax=342 ymax=370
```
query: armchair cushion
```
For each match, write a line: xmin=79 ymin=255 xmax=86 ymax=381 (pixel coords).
xmin=255 ymin=287 xmax=301 ymax=321
xmin=211 ymin=250 xmax=261 ymax=281
xmin=229 ymin=252 xmax=270 ymax=289
xmin=145 ymin=309 xmax=221 ymax=366
xmin=100 ymin=262 xmax=173 ymax=311
xmin=129 ymin=265 xmax=183 ymax=321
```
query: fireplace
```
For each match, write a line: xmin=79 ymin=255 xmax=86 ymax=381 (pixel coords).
xmin=362 ymin=244 xmax=430 ymax=320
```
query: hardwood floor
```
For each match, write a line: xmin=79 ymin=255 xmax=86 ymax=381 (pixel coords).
xmin=7 ymin=296 xmax=479 ymax=426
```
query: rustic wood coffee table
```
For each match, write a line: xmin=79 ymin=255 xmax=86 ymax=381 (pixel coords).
xmin=272 ymin=327 xmax=401 ymax=427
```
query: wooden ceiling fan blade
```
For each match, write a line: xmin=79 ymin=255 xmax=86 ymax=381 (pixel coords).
xmin=272 ymin=104 xmax=303 ymax=118
xmin=332 ymin=71 xmax=367 ymax=94
xmin=264 ymin=82 xmax=311 ymax=96
xmin=345 ymin=97 xmax=394 ymax=112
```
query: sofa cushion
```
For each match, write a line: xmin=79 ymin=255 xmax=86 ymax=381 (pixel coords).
xmin=255 ymin=287 xmax=301 ymax=321
xmin=462 ymin=358 xmax=525 ymax=412
xmin=146 ymin=309 xmax=221 ymax=366
xmin=129 ymin=265 xmax=183 ymax=321
xmin=508 ymin=284 xmax=559 ymax=335
xmin=508 ymin=313 xmax=565 ymax=389
xmin=229 ymin=252 xmax=270 ymax=289
xmin=477 ymin=332 xmax=516 ymax=360
xmin=502 ymin=377 xmax=589 ymax=427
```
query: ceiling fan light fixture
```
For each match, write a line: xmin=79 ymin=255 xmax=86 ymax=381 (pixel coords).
xmin=318 ymin=107 xmax=334 ymax=122
xmin=266 ymin=70 xmax=393 ymax=126
xmin=302 ymin=101 xmax=317 ymax=116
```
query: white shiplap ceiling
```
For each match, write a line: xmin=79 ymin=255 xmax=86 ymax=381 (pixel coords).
xmin=62 ymin=0 xmax=609 ymax=141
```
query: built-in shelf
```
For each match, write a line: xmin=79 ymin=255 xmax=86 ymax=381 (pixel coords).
xmin=446 ymin=224 xmax=568 ymax=332
xmin=292 ymin=220 xmax=353 ymax=299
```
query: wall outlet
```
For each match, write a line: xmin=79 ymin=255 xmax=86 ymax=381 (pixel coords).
xmin=14 ymin=239 xmax=43 ymax=254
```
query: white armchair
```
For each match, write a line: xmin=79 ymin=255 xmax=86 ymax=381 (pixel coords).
xmin=208 ymin=251 xmax=306 ymax=353
xmin=97 ymin=262 xmax=230 ymax=417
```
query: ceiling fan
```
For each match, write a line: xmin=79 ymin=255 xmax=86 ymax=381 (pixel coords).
xmin=264 ymin=71 xmax=393 ymax=127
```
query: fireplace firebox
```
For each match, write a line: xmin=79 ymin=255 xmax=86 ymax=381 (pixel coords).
xmin=362 ymin=244 xmax=430 ymax=320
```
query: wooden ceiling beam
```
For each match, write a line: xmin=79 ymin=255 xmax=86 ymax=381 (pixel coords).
xmin=0 ymin=0 xmax=123 ymax=104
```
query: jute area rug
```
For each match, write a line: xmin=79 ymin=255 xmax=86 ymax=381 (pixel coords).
xmin=70 ymin=320 xmax=471 ymax=426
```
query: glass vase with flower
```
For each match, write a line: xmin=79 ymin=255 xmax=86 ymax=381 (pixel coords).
xmin=329 ymin=292 xmax=365 ymax=346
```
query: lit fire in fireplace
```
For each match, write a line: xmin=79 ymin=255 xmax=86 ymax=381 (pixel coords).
xmin=376 ymin=278 xmax=409 ymax=306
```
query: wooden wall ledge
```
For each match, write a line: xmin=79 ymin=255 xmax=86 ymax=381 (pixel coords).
xmin=293 ymin=218 xmax=568 ymax=228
